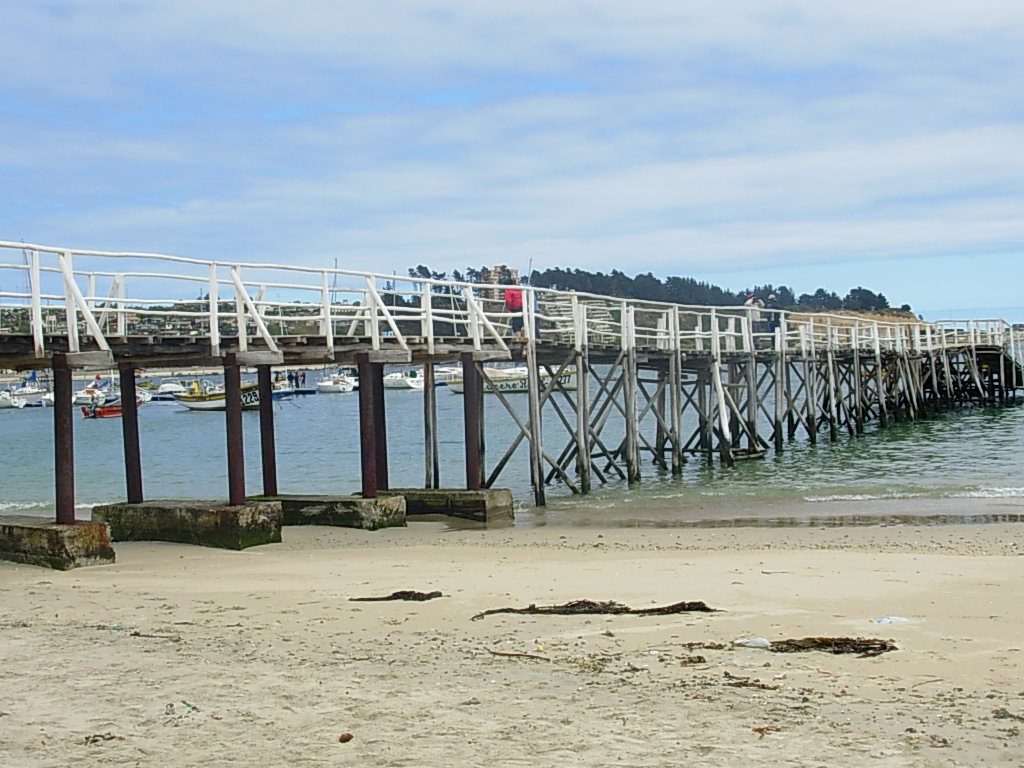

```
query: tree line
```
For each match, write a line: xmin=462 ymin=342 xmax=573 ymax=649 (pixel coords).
xmin=406 ymin=264 xmax=907 ymax=314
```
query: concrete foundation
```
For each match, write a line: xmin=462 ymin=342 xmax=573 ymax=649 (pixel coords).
xmin=91 ymin=500 xmax=282 ymax=550
xmin=382 ymin=488 xmax=515 ymax=524
xmin=273 ymin=494 xmax=406 ymax=530
xmin=0 ymin=516 xmax=115 ymax=570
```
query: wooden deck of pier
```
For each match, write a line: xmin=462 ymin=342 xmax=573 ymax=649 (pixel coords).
xmin=2 ymin=239 xmax=1022 ymax=522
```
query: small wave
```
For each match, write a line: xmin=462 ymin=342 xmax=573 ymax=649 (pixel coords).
xmin=804 ymin=492 xmax=928 ymax=502
xmin=0 ymin=500 xmax=115 ymax=514
xmin=948 ymin=487 xmax=1024 ymax=499
xmin=0 ymin=500 xmax=52 ymax=512
xmin=804 ymin=488 xmax=1024 ymax=503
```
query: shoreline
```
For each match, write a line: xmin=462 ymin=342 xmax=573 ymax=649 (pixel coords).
xmin=4 ymin=489 xmax=1024 ymax=527
xmin=2 ymin=505 xmax=1023 ymax=766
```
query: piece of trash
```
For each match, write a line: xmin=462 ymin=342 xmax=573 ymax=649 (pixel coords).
xmin=872 ymin=616 xmax=910 ymax=624
xmin=732 ymin=637 xmax=772 ymax=649
xmin=84 ymin=732 xmax=124 ymax=744
xmin=180 ymin=700 xmax=199 ymax=712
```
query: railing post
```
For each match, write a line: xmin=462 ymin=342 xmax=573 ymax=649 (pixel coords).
xmin=422 ymin=286 xmax=435 ymax=355
xmin=58 ymin=251 xmax=81 ymax=353
xmin=320 ymin=270 xmax=335 ymax=356
xmin=29 ymin=250 xmax=45 ymax=358
xmin=208 ymin=263 xmax=221 ymax=357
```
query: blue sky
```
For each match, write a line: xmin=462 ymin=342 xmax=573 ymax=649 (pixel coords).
xmin=3 ymin=1 xmax=1023 ymax=322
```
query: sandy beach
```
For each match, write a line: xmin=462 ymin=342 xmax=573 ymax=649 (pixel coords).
xmin=2 ymin=514 xmax=1023 ymax=767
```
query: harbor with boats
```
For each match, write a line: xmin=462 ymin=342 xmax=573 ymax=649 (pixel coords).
xmin=0 ymin=362 xmax=554 ymax=416
xmin=2 ymin=239 xmax=1022 ymax=558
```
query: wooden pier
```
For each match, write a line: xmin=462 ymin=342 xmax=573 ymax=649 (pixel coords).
xmin=2 ymin=240 xmax=1022 ymax=545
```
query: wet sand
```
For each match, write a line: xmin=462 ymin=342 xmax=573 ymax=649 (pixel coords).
xmin=1 ymin=511 xmax=1023 ymax=767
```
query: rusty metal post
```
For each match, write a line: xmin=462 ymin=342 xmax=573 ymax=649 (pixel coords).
xmin=461 ymin=352 xmax=483 ymax=490
xmin=223 ymin=353 xmax=246 ymax=505
xmin=118 ymin=361 xmax=144 ymax=503
xmin=52 ymin=354 xmax=76 ymax=524
xmin=356 ymin=353 xmax=378 ymax=498
xmin=257 ymin=365 xmax=278 ymax=496
xmin=371 ymin=362 xmax=389 ymax=490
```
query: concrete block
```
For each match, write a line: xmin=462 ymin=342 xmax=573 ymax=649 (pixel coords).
xmin=0 ymin=516 xmax=115 ymax=570
xmin=382 ymin=488 xmax=515 ymax=524
xmin=273 ymin=494 xmax=406 ymax=530
xmin=91 ymin=500 xmax=282 ymax=550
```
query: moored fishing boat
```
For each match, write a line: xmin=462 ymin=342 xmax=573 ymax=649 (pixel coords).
xmin=173 ymin=381 xmax=261 ymax=411
xmin=148 ymin=378 xmax=190 ymax=401
xmin=73 ymin=376 xmax=113 ymax=406
xmin=383 ymin=369 xmax=425 ymax=390
xmin=81 ymin=396 xmax=144 ymax=418
xmin=272 ymin=381 xmax=295 ymax=400
xmin=447 ymin=367 xmax=577 ymax=394
xmin=317 ymin=371 xmax=357 ymax=393
xmin=0 ymin=390 xmax=27 ymax=409
xmin=433 ymin=365 xmax=463 ymax=386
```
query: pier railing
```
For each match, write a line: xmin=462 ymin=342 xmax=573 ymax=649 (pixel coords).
xmin=1 ymin=240 xmax=1020 ymax=368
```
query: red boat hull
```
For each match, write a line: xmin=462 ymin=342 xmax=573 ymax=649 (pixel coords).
xmin=81 ymin=404 xmax=125 ymax=418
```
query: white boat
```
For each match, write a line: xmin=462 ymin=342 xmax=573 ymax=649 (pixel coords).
xmin=73 ymin=377 xmax=114 ymax=406
xmin=433 ymin=365 xmax=463 ymax=386
xmin=9 ymin=383 xmax=49 ymax=406
xmin=383 ymin=369 xmax=425 ymax=390
xmin=317 ymin=373 xmax=356 ymax=393
xmin=148 ymin=378 xmax=190 ymax=401
xmin=272 ymin=381 xmax=295 ymax=400
xmin=0 ymin=391 xmax=26 ymax=409
xmin=174 ymin=381 xmax=261 ymax=411
xmin=7 ymin=372 xmax=50 ymax=406
xmin=447 ymin=367 xmax=577 ymax=394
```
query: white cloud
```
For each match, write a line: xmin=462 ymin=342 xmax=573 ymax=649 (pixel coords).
xmin=1 ymin=1 xmax=1022 ymax=316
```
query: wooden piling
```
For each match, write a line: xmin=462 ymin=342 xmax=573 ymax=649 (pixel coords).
xmin=357 ymin=353 xmax=378 ymax=499
xmin=223 ymin=354 xmax=246 ymax=506
xmin=257 ymin=365 xmax=278 ymax=497
xmin=52 ymin=354 xmax=75 ymax=525
xmin=118 ymin=361 xmax=144 ymax=503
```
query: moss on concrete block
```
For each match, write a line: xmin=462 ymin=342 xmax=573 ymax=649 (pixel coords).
xmin=91 ymin=500 xmax=282 ymax=550
xmin=274 ymin=495 xmax=406 ymax=530
xmin=0 ymin=516 xmax=115 ymax=570
xmin=382 ymin=488 xmax=514 ymax=524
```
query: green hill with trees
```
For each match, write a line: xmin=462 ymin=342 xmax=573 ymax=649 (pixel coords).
xmin=407 ymin=264 xmax=910 ymax=315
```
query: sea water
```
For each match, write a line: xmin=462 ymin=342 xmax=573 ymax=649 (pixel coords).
xmin=1 ymin=386 xmax=1022 ymax=527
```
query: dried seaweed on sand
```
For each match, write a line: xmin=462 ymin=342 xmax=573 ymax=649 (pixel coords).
xmin=768 ymin=637 xmax=897 ymax=657
xmin=471 ymin=598 xmax=718 ymax=621
xmin=350 ymin=590 xmax=444 ymax=602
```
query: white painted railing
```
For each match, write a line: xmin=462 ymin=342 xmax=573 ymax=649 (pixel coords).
xmin=1 ymin=240 xmax=1019 ymax=368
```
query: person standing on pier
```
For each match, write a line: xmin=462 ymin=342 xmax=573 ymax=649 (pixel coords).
xmin=765 ymin=293 xmax=780 ymax=343
xmin=744 ymin=293 xmax=766 ymax=348
xmin=503 ymin=277 xmax=524 ymax=338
